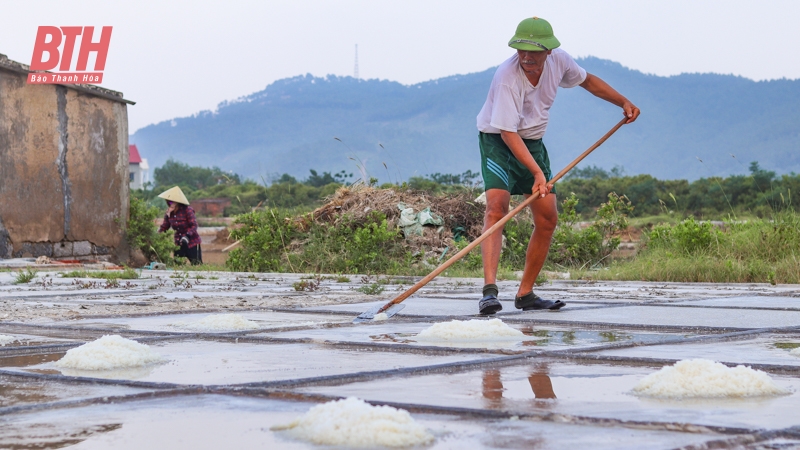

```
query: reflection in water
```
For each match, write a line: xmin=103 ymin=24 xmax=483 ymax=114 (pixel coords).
xmin=599 ymin=331 xmax=632 ymax=342
xmin=56 ymin=363 xmax=158 ymax=380
xmin=560 ymin=331 xmax=576 ymax=345
xmin=0 ymin=422 xmax=121 ymax=449
xmin=482 ymin=365 xmax=556 ymax=409
xmin=0 ymin=351 xmax=161 ymax=380
xmin=0 ymin=353 xmax=64 ymax=368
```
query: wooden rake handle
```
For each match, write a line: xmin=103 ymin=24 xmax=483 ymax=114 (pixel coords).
xmin=377 ymin=117 xmax=628 ymax=313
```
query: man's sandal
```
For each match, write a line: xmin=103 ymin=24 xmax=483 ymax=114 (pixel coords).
xmin=479 ymin=294 xmax=503 ymax=315
xmin=514 ymin=292 xmax=566 ymax=311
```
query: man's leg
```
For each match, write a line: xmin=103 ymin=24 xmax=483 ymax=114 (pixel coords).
xmin=514 ymin=193 xmax=566 ymax=310
xmin=478 ymin=189 xmax=510 ymax=314
xmin=482 ymin=189 xmax=511 ymax=285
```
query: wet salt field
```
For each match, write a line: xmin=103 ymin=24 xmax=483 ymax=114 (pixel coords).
xmin=0 ymin=270 xmax=799 ymax=448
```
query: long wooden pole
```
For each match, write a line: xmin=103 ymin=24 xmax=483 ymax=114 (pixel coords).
xmin=375 ymin=117 xmax=628 ymax=314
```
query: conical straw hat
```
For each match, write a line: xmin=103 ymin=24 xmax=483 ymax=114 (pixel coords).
xmin=157 ymin=186 xmax=190 ymax=205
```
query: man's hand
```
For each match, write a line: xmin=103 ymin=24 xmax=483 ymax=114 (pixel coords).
xmin=622 ymin=100 xmax=640 ymax=124
xmin=532 ymin=171 xmax=552 ymax=198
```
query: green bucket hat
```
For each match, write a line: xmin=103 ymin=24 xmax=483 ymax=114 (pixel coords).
xmin=508 ymin=17 xmax=560 ymax=51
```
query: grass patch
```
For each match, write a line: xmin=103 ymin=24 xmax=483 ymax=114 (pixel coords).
xmin=13 ymin=268 xmax=37 ymax=284
xmin=356 ymin=283 xmax=385 ymax=295
xmin=582 ymin=212 xmax=800 ymax=284
xmin=60 ymin=268 xmax=139 ymax=280
xmin=174 ymin=263 xmax=230 ymax=272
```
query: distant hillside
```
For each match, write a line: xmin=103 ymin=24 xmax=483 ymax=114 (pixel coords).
xmin=130 ymin=57 xmax=800 ymax=182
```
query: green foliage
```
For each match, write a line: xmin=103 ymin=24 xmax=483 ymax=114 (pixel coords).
xmin=357 ymin=283 xmax=386 ymax=295
xmin=558 ymin=162 xmax=799 ymax=219
xmin=13 ymin=268 xmax=37 ymax=284
xmin=648 ymin=218 xmax=720 ymax=254
xmin=154 ymin=158 xmax=241 ymax=190
xmin=292 ymin=278 xmax=321 ymax=292
xmin=407 ymin=170 xmax=482 ymax=195
xmin=296 ymin=212 xmax=408 ymax=274
xmin=127 ymin=197 xmax=178 ymax=264
xmin=548 ymin=193 xmax=633 ymax=267
xmin=590 ymin=211 xmax=800 ymax=284
xmin=227 ymin=209 xmax=409 ymax=274
xmin=226 ymin=209 xmax=298 ymax=272
xmin=60 ymin=268 xmax=140 ymax=280
xmin=452 ymin=237 xmax=483 ymax=270
xmin=500 ymin=213 xmax=534 ymax=269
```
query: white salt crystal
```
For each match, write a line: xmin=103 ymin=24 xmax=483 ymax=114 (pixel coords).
xmin=0 ymin=335 xmax=16 ymax=346
xmin=272 ymin=397 xmax=433 ymax=447
xmin=415 ymin=318 xmax=524 ymax=341
xmin=632 ymin=359 xmax=790 ymax=398
xmin=55 ymin=335 xmax=164 ymax=370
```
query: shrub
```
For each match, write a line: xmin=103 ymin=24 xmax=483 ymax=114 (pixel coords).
xmin=548 ymin=193 xmax=633 ymax=267
xmin=296 ymin=212 xmax=409 ymax=274
xmin=13 ymin=268 xmax=37 ymax=284
xmin=357 ymin=283 xmax=385 ymax=295
xmin=648 ymin=217 xmax=720 ymax=254
xmin=127 ymin=197 xmax=178 ymax=264
xmin=226 ymin=209 xmax=297 ymax=272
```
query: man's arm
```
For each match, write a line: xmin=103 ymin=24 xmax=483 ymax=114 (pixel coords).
xmin=500 ymin=130 xmax=551 ymax=198
xmin=580 ymin=73 xmax=640 ymax=123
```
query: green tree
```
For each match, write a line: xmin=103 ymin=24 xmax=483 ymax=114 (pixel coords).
xmin=154 ymin=159 xmax=241 ymax=190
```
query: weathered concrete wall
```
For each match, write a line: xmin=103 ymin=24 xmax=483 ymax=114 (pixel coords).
xmin=0 ymin=55 xmax=131 ymax=262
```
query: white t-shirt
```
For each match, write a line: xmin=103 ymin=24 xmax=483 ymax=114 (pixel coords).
xmin=476 ymin=49 xmax=587 ymax=139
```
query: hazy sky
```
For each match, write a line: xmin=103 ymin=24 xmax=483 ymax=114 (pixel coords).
xmin=2 ymin=0 xmax=799 ymax=132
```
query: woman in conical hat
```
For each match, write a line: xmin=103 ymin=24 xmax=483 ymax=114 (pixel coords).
xmin=157 ymin=186 xmax=202 ymax=264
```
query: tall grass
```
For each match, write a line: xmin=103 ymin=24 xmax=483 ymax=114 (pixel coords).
xmin=585 ymin=212 xmax=800 ymax=284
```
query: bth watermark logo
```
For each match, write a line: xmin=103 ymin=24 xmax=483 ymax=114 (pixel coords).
xmin=27 ymin=26 xmax=112 ymax=85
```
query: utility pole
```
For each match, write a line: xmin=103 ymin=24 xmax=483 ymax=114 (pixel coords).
xmin=354 ymin=44 xmax=359 ymax=80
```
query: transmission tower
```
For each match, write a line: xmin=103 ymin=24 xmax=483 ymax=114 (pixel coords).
xmin=354 ymin=44 xmax=359 ymax=80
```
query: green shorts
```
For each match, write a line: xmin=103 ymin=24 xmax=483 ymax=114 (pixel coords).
xmin=479 ymin=132 xmax=556 ymax=195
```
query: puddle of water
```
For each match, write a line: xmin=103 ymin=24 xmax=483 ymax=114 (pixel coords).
xmin=0 ymin=374 xmax=152 ymax=408
xmin=600 ymin=335 xmax=800 ymax=367
xmin=0 ymin=333 xmax=78 ymax=347
xmin=673 ymin=296 xmax=800 ymax=309
xmin=257 ymin=323 xmax=690 ymax=351
xmin=1 ymin=341 xmax=488 ymax=385
xmin=0 ymin=394 xmax=721 ymax=450
xmin=64 ymin=312 xmax=349 ymax=333
xmin=302 ymin=298 xmax=519 ymax=317
xmin=297 ymin=360 xmax=800 ymax=431
xmin=553 ymin=305 xmax=800 ymax=328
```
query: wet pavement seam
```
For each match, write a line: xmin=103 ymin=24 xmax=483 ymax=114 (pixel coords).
xmin=542 ymin=353 xmax=800 ymax=375
xmin=202 ymin=334 xmax=527 ymax=355
xmin=214 ymin=388 xmax=757 ymax=437
xmin=228 ymin=354 xmax=528 ymax=389
xmin=0 ymin=368 xmax=193 ymax=390
xmin=551 ymin=327 xmax=777 ymax=355
xmin=0 ymin=387 xmax=203 ymax=417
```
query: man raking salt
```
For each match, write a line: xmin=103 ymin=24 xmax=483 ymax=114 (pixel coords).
xmin=476 ymin=17 xmax=640 ymax=315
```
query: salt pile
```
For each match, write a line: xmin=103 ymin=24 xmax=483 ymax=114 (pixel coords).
xmin=0 ymin=335 xmax=16 ymax=346
xmin=632 ymin=359 xmax=790 ymax=398
xmin=372 ymin=313 xmax=389 ymax=321
xmin=54 ymin=335 xmax=164 ymax=370
xmin=171 ymin=313 xmax=259 ymax=331
xmin=790 ymin=347 xmax=800 ymax=357
xmin=273 ymin=397 xmax=433 ymax=447
xmin=415 ymin=318 xmax=524 ymax=341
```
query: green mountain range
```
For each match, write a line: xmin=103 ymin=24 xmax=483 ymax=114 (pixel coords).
xmin=130 ymin=56 xmax=800 ymax=182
